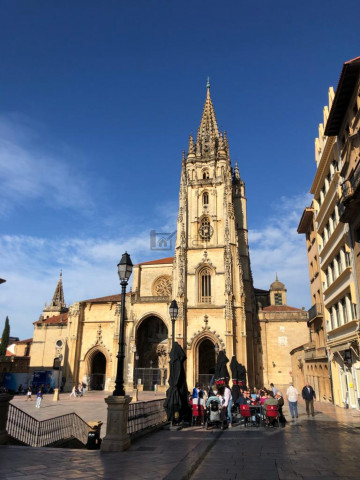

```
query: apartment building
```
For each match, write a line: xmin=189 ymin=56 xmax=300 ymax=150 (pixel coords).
xmin=298 ymin=57 xmax=360 ymax=410
xmin=324 ymin=57 xmax=360 ymax=410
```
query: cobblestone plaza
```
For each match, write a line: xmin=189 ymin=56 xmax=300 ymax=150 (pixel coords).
xmin=2 ymin=392 xmax=360 ymax=479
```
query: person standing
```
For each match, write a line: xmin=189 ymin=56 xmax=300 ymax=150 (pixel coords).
xmin=270 ymin=383 xmax=277 ymax=396
xmin=302 ymin=382 xmax=316 ymax=417
xmin=223 ymin=383 xmax=233 ymax=428
xmin=26 ymin=386 xmax=32 ymax=401
xmin=35 ymin=389 xmax=43 ymax=408
xmin=286 ymin=382 xmax=299 ymax=420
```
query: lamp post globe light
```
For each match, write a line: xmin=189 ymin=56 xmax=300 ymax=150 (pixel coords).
xmin=169 ymin=299 xmax=178 ymax=347
xmin=113 ymin=252 xmax=133 ymax=397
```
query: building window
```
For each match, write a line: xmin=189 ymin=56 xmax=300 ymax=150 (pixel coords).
xmin=199 ymin=268 xmax=212 ymax=303
xmin=203 ymin=192 xmax=209 ymax=205
xmin=274 ymin=293 xmax=283 ymax=305
xmin=202 ymin=170 xmax=210 ymax=179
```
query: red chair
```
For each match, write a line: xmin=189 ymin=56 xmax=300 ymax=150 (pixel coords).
xmin=265 ymin=404 xmax=279 ymax=427
xmin=239 ymin=404 xmax=251 ymax=427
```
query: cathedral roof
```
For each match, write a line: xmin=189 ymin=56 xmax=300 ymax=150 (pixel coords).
xmin=262 ymin=305 xmax=303 ymax=312
xmin=14 ymin=338 xmax=33 ymax=344
xmin=81 ymin=293 xmax=124 ymax=303
xmin=34 ymin=313 xmax=68 ymax=325
xmin=137 ymin=257 xmax=174 ymax=266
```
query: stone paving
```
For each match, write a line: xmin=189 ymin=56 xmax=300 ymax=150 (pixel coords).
xmin=2 ymin=396 xmax=360 ymax=479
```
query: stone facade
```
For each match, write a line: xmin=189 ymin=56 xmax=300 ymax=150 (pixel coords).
xmin=258 ymin=277 xmax=309 ymax=394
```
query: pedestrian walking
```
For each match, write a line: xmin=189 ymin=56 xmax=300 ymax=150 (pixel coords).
xmin=35 ymin=389 xmax=43 ymax=408
xmin=286 ymin=382 xmax=299 ymax=420
xmin=270 ymin=382 xmax=277 ymax=396
xmin=26 ymin=386 xmax=32 ymax=401
xmin=70 ymin=385 xmax=77 ymax=398
xmin=302 ymin=382 xmax=316 ymax=417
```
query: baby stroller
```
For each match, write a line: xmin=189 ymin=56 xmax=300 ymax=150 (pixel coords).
xmin=191 ymin=396 xmax=205 ymax=425
xmin=204 ymin=397 xmax=225 ymax=430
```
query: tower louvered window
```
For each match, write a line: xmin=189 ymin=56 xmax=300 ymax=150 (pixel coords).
xmin=203 ymin=192 xmax=209 ymax=205
xmin=199 ymin=268 xmax=212 ymax=303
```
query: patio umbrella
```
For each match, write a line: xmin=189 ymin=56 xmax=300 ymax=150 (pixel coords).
xmin=214 ymin=350 xmax=230 ymax=386
xmin=238 ymin=362 xmax=247 ymax=388
xmin=230 ymin=355 xmax=240 ymax=403
xmin=164 ymin=342 xmax=191 ymax=424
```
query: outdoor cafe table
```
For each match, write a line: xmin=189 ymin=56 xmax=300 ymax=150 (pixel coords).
xmin=249 ymin=403 xmax=265 ymax=426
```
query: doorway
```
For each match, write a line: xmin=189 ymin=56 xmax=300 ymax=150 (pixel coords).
xmin=90 ymin=351 xmax=106 ymax=390
xmin=198 ymin=338 xmax=215 ymax=388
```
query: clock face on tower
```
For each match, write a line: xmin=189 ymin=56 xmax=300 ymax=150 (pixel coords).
xmin=199 ymin=218 xmax=213 ymax=240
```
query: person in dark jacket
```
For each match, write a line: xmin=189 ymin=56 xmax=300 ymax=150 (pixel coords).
xmin=275 ymin=392 xmax=286 ymax=426
xmin=302 ymin=382 xmax=316 ymax=416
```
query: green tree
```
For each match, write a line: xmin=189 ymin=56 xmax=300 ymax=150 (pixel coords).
xmin=0 ymin=316 xmax=10 ymax=356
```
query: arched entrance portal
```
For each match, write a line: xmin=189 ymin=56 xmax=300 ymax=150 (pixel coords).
xmin=90 ymin=351 xmax=106 ymax=390
xmin=135 ymin=316 xmax=168 ymax=390
xmin=198 ymin=338 xmax=215 ymax=388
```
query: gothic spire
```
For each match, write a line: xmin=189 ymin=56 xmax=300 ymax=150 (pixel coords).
xmin=234 ymin=161 xmax=241 ymax=180
xmin=199 ymin=79 xmax=219 ymax=140
xmin=50 ymin=271 xmax=66 ymax=310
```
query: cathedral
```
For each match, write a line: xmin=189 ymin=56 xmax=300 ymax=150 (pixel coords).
xmin=28 ymin=84 xmax=307 ymax=393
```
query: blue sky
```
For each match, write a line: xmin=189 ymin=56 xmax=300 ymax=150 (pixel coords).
xmin=1 ymin=1 xmax=359 ymax=339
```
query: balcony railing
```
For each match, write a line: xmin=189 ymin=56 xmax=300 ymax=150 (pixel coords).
xmin=340 ymin=161 xmax=360 ymax=216
xmin=308 ymin=303 xmax=324 ymax=322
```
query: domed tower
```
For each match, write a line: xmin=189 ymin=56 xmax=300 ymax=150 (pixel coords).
xmin=269 ymin=274 xmax=287 ymax=306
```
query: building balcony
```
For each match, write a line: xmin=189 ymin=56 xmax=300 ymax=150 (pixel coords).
xmin=308 ymin=303 xmax=324 ymax=324
xmin=340 ymin=162 xmax=360 ymax=222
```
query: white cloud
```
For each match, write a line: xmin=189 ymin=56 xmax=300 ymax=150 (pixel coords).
xmin=249 ymin=192 xmax=312 ymax=310
xmin=0 ymin=114 xmax=94 ymax=216
xmin=0 ymin=225 xmax=173 ymax=339
xmin=0 ymin=191 xmax=312 ymax=340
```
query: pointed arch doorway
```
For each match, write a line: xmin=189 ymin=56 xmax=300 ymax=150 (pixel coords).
xmin=135 ymin=315 xmax=168 ymax=391
xmin=90 ymin=351 xmax=106 ymax=390
xmin=198 ymin=338 xmax=216 ymax=388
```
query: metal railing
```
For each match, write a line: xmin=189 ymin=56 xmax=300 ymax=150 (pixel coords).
xmin=127 ymin=399 xmax=167 ymax=435
xmin=6 ymin=404 xmax=90 ymax=447
xmin=7 ymin=399 xmax=167 ymax=447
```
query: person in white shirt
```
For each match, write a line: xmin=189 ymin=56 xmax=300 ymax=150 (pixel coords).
xmin=286 ymin=382 xmax=299 ymax=420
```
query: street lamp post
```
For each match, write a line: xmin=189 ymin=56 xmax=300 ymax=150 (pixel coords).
xmin=101 ymin=252 xmax=133 ymax=452
xmin=113 ymin=252 xmax=133 ymax=397
xmin=169 ymin=300 xmax=178 ymax=348
xmin=58 ymin=354 xmax=63 ymax=392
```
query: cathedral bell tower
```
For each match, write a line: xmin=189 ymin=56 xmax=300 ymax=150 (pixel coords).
xmin=172 ymin=82 xmax=257 ymax=388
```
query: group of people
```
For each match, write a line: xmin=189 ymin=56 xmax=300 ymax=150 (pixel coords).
xmin=70 ymin=383 xmax=86 ymax=398
xmin=286 ymin=381 xmax=316 ymax=419
xmin=190 ymin=379 xmax=317 ymax=429
xmin=190 ymin=382 xmax=233 ymax=428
